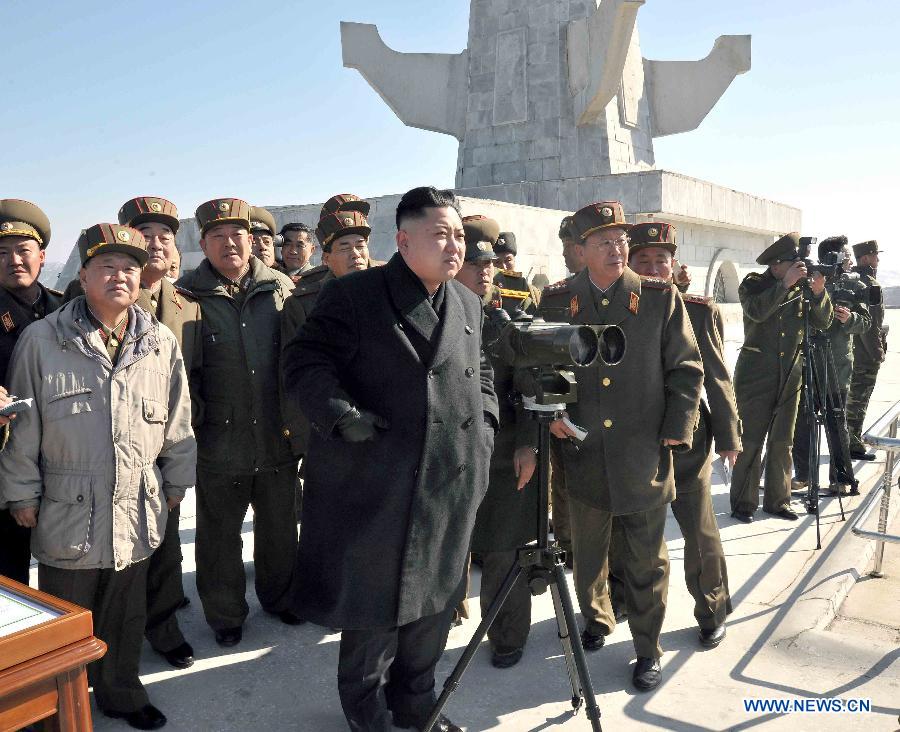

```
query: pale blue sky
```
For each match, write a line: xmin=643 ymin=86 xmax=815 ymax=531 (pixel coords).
xmin=2 ymin=0 xmax=898 ymax=282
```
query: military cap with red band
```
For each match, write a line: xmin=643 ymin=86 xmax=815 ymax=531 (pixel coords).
xmin=628 ymin=222 xmax=678 ymax=255
xmin=320 ymin=193 xmax=371 ymax=220
xmin=195 ymin=198 xmax=252 ymax=235
xmin=462 ymin=215 xmax=500 ymax=262
xmin=571 ymin=201 xmax=631 ymax=241
xmin=77 ymin=224 xmax=148 ymax=266
xmin=118 ymin=196 xmax=179 ymax=233
xmin=316 ymin=210 xmax=371 ymax=250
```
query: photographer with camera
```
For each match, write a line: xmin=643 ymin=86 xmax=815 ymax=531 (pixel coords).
xmin=539 ymin=201 xmax=703 ymax=691
xmin=847 ymin=240 xmax=886 ymax=460
xmin=791 ymin=236 xmax=871 ymax=495
xmin=729 ymin=234 xmax=833 ymax=523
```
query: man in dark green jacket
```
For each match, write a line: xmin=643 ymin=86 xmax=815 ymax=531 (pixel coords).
xmin=458 ymin=215 xmax=538 ymax=670
xmin=177 ymin=198 xmax=300 ymax=647
xmin=729 ymin=234 xmax=833 ymax=523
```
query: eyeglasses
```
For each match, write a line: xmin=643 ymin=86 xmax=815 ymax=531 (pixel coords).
xmin=585 ymin=236 xmax=629 ymax=251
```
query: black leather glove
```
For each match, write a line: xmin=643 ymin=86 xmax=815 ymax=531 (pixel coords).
xmin=335 ymin=407 xmax=390 ymax=443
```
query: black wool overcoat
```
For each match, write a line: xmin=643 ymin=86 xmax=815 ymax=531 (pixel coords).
xmin=282 ymin=253 xmax=499 ymax=629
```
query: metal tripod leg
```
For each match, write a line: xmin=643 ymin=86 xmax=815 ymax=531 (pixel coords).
xmin=549 ymin=562 xmax=603 ymax=731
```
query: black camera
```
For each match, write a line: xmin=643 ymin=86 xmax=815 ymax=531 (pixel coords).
xmin=797 ymin=236 xmax=843 ymax=279
xmin=829 ymin=272 xmax=882 ymax=308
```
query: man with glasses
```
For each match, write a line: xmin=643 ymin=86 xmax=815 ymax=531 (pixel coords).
xmin=538 ymin=201 xmax=703 ymax=691
xmin=177 ymin=198 xmax=301 ymax=648
xmin=277 ymin=222 xmax=316 ymax=283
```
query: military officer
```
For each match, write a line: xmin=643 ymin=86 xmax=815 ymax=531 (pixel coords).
xmin=458 ymin=215 xmax=538 ymax=669
xmin=846 ymin=240 xmax=886 ymax=460
xmin=0 ymin=223 xmax=196 ymax=731
xmin=116 ymin=196 xmax=202 ymax=670
xmin=559 ymin=215 xmax=584 ymax=275
xmin=166 ymin=248 xmax=181 ymax=282
xmin=0 ymin=200 xmax=63 ymax=585
xmin=729 ymin=233 xmax=833 ymax=523
xmin=492 ymin=231 xmax=541 ymax=318
xmin=250 ymin=205 xmax=278 ymax=268
xmin=792 ymin=236 xmax=870 ymax=494
xmin=277 ymin=222 xmax=317 ymax=282
xmin=616 ymin=222 xmax=739 ymax=648
xmin=280 ymin=194 xmax=382 ymax=459
xmin=177 ymin=198 xmax=301 ymax=647
xmin=539 ymin=201 xmax=703 ymax=691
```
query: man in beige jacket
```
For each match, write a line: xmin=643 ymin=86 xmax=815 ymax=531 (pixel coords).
xmin=0 ymin=223 xmax=196 ymax=731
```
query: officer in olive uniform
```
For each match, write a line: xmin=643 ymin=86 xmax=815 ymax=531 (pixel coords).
xmin=539 ymin=201 xmax=703 ymax=691
xmin=550 ymin=215 xmax=584 ymax=567
xmin=0 ymin=200 xmax=63 ymax=585
xmin=250 ymin=206 xmax=278 ymax=268
xmin=846 ymin=240 xmax=886 ymax=460
xmin=114 ymin=197 xmax=203 ymax=670
xmin=177 ymin=198 xmax=300 ymax=647
xmin=792 ymin=236 xmax=871 ymax=494
xmin=277 ymin=222 xmax=317 ymax=282
xmin=280 ymin=194 xmax=382 ymax=459
xmin=458 ymin=215 xmax=539 ymax=669
xmin=612 ymin=222 xmax=739 ymax=648
xmin=492 ymin=231 xmax=541 ymax=318
xmin=729 ymin=233 xmax=833 ymax=523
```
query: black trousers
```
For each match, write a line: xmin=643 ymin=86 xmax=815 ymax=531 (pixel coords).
xmin=39 ymin=561 xmax=151 ymax=713
xmin=195 ymin=467 xmax=298 ymax=630
xmin=479 ymin=550 xmax=532 ymax=652
xmin=337 ymin=606 xmax=454 ymax=732
xmin=0 ymin=508 xmax=31 ymax=584
xmin=792 ymin=387 xmax=849 ymax=484
xmin=145 ymin=503 xmax=187 ymax=652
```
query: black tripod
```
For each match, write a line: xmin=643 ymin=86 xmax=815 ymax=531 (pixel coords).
xmin=796 ymin=288 xmax=856 ymax=549
xmin=424 ymin=370 xmax=602 ymax=732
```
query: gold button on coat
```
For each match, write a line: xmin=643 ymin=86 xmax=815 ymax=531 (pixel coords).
xmin=603 ymin=419 xmax=613 ymax=428
xmin=602 ymin=377 xmax=611 ymax=386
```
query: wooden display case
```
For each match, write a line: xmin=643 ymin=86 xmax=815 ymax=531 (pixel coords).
xmin=0 ymin=575 xmax=106 ymax=732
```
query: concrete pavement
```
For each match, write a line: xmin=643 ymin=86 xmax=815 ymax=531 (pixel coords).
xmin=72 ymin=310 xmax=900 ymax=731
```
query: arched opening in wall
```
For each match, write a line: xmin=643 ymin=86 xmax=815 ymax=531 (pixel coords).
xmin=714 ymin=260 xmax=740 ymax=303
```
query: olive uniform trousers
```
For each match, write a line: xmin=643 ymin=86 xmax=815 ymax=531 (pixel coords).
xmin=846 ymin=363 xmax=881 ymax=452
xmin=570 ymin=497 xmax=669 ymax=659
xmin=195 ymin=467 xmax=298 ymax=630
xmin=39 ymin=561 xmax=150 ymax=714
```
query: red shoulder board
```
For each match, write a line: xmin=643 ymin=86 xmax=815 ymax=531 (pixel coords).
xmin=682 ymin=293 xmax=712 ymax=306
xmin=542 ymin=278 xmax=571 ymax=296
xmin=639 ymin=275 xmax=671 ymax=290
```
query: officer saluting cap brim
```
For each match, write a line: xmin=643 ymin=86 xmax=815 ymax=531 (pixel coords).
xmin=0 ymin=199 xmax=51 ymax=249
xmin=756 ymin=232 xmax=801 ymax=266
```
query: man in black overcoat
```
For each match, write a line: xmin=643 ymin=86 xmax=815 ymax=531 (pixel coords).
xmin=282 ymin=187 xmax=498 ymax=732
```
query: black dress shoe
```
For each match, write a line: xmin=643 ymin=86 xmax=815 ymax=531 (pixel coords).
xmin=699 ymin=623 xmax=726 ymax=648
xmin=763 ymin=507 xmax=798 ymax=521
xmin=214 ymin=626 xmax=242 ymax=647
xmin=278 ymin=610 xmax=306 ymax=626
xmin=850 ymin=449 xmax=876 ymax=461
xmin=393 ymin=711 xmax=461 ymax=732
xmin=580 ymin=629 xmax=606 ymax=651
xmin=176 ymin=596 xmax=190 ymax=610
xmin=491 ymin=646 xmax=523 ymax=668
xmin=104 ymin=704 xmax=167 ymax=730
xmin=632 ymin=656 xmax=662 ymax=691
xmin=160 ymin=641 xmax=194 ymax=669
xmin=731 ymin=509 xmax=754 ymax=523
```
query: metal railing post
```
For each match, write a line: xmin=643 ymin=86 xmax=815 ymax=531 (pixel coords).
xmin=871 ymin=417 xmax=897 ymax=577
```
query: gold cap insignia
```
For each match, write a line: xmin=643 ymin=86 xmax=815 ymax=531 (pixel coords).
xmin=218 ymin=202 xmax=229 ymax=212
xmin=648 ymin=227 xmax=659 ymax=237
xmin=477 ymin=241 xmax=490 ymax=251
xmin=116 ymin=230 xmax=131 ymax=242
xmin=601 ymin=206 xmax=613 ymax=218
xmin=0 ymin=222 xmax=12 ymax=231
xmin=149 ymin=201 xmax=162 ymax=212
xmin=343 ymin=216 xmax=353 ymax=226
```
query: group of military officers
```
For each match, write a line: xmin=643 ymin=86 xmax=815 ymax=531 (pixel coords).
xmin=0 ymin=188 xmax=889 ymax=732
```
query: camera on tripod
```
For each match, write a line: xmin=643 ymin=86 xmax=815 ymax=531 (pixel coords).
xmin=485 ymin=308 xmax=625 ymax=404
xmin=829 ymin=271 xmax=882 ymax=308
xmin=798 ymin=236 xmax=843 ymax=279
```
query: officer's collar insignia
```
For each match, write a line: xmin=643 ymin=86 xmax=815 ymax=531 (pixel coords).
xmin=490 ymin=297 xmax=502 ymax=309
xmin=1 ymin=311 xmax=15 ymax=332
xmin=629 ymin=292 xmax=639 ymax=314
xmin=569 ymin=295 xmax=580 ymax=318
